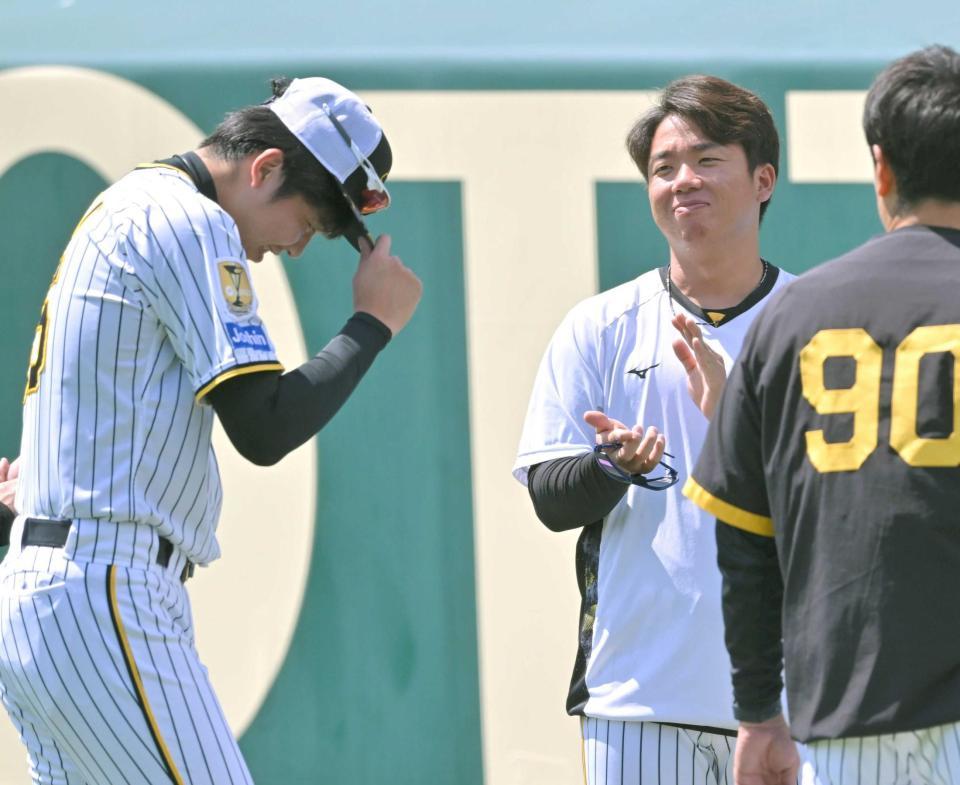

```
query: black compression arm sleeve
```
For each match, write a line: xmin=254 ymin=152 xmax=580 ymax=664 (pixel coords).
xmin=526 ymin=452 xmax=630 ymax=532
xmin=0 ymin=502 xmax=14 ymax=548
xmin=208 ymin=312 xmax=391 ymax=466
xmin=716 ymin=520 xmax=785 ymax=722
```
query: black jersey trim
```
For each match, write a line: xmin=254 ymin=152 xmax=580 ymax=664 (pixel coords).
xmin=658 ymin=262 xmax=781 ymax=327
xmin=138 ymin=153 xmax=219 ymax=204
xmin=194 ymin=361 xmax=285 ymax=402
xmin=157 ymin=152 xmax=219 ymax=203
xmin=134 ymin=163 xmax=194 ymax=183
xmin=0 ymin=502 xmax=14 ymax=547
xmin=566 ymin=520 xmax=603 ymax=715
xmin=683 ymin=478 xmax=774 ymax=537
xmin=106 ymin=566 xmax=184 ymax=785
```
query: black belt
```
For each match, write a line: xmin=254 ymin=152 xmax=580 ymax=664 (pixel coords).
xmin=21 ymin=518 xmax=194 ymax=583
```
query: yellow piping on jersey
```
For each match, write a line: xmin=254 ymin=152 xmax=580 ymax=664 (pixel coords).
xmin=107 ymin=566 xmax=186 ymax=785
xmin=195 ymin=362 xmax=285 ymax=402
xmin=134 ymin=162 xmax=194 ymax=177
xmin=682 ymin=477 xmax=774 ymax=537
xmin=60 ymin=200 xmax=105 ymax=281
xmin=580 ymin=717 xmax=588 ymax=785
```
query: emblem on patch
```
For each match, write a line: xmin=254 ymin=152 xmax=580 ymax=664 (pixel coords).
xmin=218 ymin=261 xmax=253 ymax=314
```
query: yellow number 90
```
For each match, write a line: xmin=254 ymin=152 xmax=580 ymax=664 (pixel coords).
xmin=800 ymin=325 xmax=960 ymax=472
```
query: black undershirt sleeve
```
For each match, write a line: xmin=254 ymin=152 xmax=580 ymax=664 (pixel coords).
xmin=0 ymin=502 xmax=14 ymax=548
xmin=526 ymin=452 xmax=630 ymax=532
xmin=715 ymin=519 xmax=785 ymax=722
xmin=208 ymin=312 xmax=391 ymax=466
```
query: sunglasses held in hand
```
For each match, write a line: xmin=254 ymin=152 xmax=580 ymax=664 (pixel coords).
xmin=593 ymin=442 xmax=679 ymax=490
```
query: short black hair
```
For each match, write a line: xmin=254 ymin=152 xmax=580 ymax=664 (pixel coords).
xmin=201 ymin=78 xmax=355 ymax=238
xmin=863 ymin=44 xmax=960 ymax=209
xmin=626 ymin=75 xmax=780 ymax=221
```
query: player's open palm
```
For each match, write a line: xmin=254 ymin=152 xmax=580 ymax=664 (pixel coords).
xmin=353 ymin=234 xmax=423 ymax=336
xmin=671 ymin=313 xmax=727 ymax=420
xmin=734 ymin=718 xmax=800 ymax=785
xmin=583 ymin=410 xmax=666 ymax=475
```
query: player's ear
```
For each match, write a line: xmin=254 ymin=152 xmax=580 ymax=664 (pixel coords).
xmin=249 ymin=148 xmax=285 ymax=189
xmin=871 ymin=145 xmax=896 ymax=198
xmin=753 ymin=162 xmax=776 ymax=204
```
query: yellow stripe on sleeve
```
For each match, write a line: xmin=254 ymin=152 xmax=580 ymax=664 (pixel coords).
xmin=195 ymin=362 xmax=284 ymax=402
xmin=683 ymin=477 xmax=774 ymax=537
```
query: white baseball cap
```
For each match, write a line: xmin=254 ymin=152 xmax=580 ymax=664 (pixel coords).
xmin=269 ymin=77 xmax=392 ymax=248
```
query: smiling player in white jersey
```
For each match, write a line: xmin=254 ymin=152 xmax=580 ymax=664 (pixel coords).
xmin=1 ymin=77 xmax=421 ymax=784
xmin=514 ymin=76 xmax=795 ymax=785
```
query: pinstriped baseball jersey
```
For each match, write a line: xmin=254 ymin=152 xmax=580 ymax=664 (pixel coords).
xmin=17 ymin=164 xmax=282 ymax=565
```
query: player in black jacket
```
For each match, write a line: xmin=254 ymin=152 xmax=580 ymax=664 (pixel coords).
xmin=686 ymin=44 xmax=960 ymax=785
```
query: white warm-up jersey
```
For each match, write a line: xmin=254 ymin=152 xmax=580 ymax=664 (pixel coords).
xmin=17 ymin=164 xmax=282 ymax=565
xmin=513 ymin=265 xmax=793 ymax=728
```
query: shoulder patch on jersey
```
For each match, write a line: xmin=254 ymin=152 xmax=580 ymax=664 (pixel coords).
xmin=218 ymin=262 xmax=253 ymax=314
xmin=226 ymin=322 xmax=271 ymax=351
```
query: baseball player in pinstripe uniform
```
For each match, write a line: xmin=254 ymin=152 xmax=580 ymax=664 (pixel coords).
xmin=686 ymin=45 xmax=960 ymax=785
xmin=0 ymin=77 xmax=421 ymax=784
xmin=514 ymin=76 xmax=794 ymax=785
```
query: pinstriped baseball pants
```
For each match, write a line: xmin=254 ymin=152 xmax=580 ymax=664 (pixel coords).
xmin=581 ymin=717 xmax=737 ymax=785
xmin=0 ymin=523 xmax=253 ymax=785
xmin=800 ymin=722 xmax=960 ymax=785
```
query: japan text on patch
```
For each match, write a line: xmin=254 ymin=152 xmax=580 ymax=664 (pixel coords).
xmin=226 ymin=323 xmax=271 ymax=351
xmin=218 ymin=261 xmax=253 ymax=314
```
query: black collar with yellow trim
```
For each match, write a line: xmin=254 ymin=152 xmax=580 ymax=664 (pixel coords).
xmin=658 ymin=262 xmax=780 ymax=327
xmin=140 ymin=151 xmax=219 ymax=204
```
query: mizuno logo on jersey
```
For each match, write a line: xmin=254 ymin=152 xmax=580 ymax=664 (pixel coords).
xmin=227 ymin=323 xmax=270 ymax=349
xmin=218 ymin=261 xmax=253 ymax=314
xmin=627 ymin=363 xmax=660 ymax=379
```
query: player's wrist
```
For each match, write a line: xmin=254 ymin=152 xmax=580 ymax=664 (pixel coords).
xmin=592 ymin=445 xmax=634 ymax=483
xmin=348 ymin=311 xmax=393 ymax=343
xmin=592 ymin=444 xmax=678 ymax=491
xmin=734 ymin=697 xmax=784 ymax=725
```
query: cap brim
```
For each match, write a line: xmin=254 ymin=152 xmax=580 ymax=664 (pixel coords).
xmin=343 ymin=218 xmax=368 ymax=251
